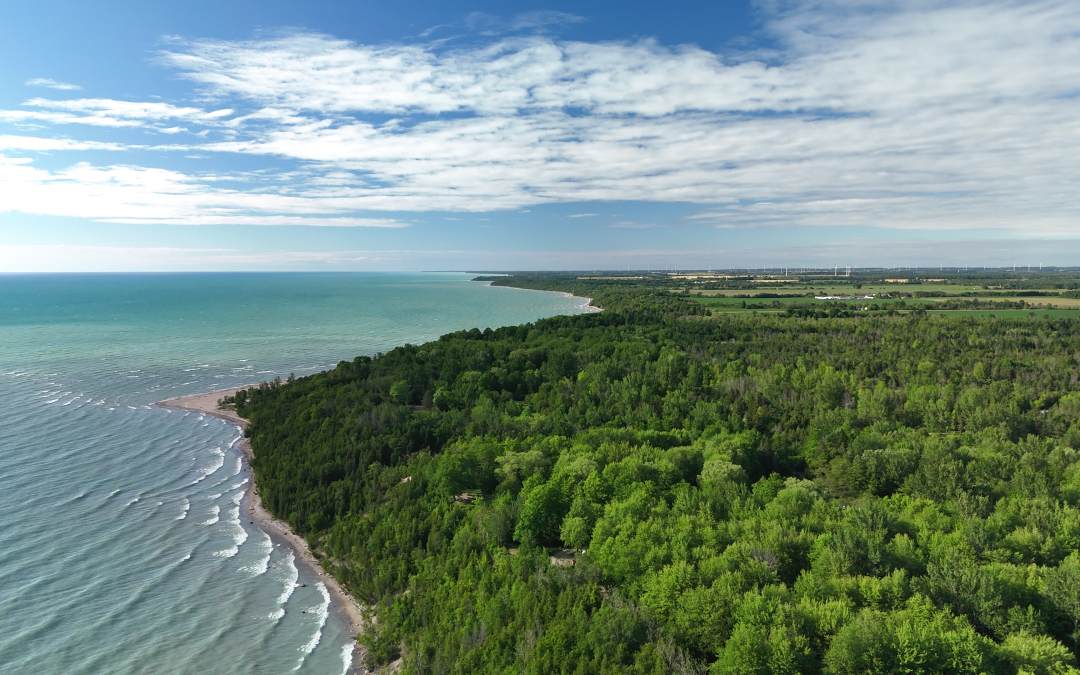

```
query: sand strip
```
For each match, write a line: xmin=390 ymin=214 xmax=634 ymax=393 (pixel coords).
xmin=157 ymin=387 xmax=368 ymax=672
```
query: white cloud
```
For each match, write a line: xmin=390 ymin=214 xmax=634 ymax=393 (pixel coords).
xmin=0 ymin=135 xmax=126 ymax=151
xmin=0 ymin=158 xmax=405 ymax=226
xmin=0 ymin=99 xmax=233 ymax=130
xmin=25 ymin=78 xmax=81 ymax=90
xmin=2 ymin=0 xmax=1079 ymax=233
xmin=0 ymin=109 xmax=143 ymax=128
xmin=464 ymin=11 xmax=586 ymax=36
xmin=101 ymin=215 xmax=406 ymax=227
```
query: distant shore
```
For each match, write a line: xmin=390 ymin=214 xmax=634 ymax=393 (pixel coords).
xmin=477 ymin=280 xmax=602 ymax=313
xmin=157 ymin=387 xmax=367 ymax=672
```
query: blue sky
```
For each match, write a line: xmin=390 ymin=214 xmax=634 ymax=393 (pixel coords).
xmin=2 ymin=0 xmax=1079 ymax=271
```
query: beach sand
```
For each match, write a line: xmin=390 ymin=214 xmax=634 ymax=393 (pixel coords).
xmin=157 ymin=387 xmax=368 ymax=673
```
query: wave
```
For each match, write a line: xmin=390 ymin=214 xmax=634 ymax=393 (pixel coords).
xmin=294 ymin=583 xmax=332 ymax=671
xmin=213 ymin=496 xmax=248 ymax=557
xmin=189 ymin=448 xmax=225 ymax=485
xmin=230 ymin=478 xmax=249 ymax=490
xmin=340 ymin=642 xmax=355 ymax=675
xmin=267 ymin=608 xmax=286 ymax=621
xmin=239 ymin=531 xmax=272 ymax=576
xmin=276 ymin=551 xmax=299 ymax=604
xmin=200 ymin=505 xmax=220 ymax=526
xmin=176 ymin=498 xmax=190 ymax=520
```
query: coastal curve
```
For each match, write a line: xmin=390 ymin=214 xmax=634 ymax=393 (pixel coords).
xmin=157 ymin=387 xmax=367 ymax=672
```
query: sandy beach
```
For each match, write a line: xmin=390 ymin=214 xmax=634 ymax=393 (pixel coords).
xmin=157 ymin=387 xmax=368 ymax=672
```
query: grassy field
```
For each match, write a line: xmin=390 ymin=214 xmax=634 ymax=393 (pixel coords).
xmin=925 ymin=308 xmax=1080 ymax=318
xmin=690 ymin=296 xmax=939 ymax=307
xmin=690 ymin=283 xmax=1006 ymax=297
xmin=921 ymin=296 xmax=1080 ymax=307
xmin=689 ymin=294 xmax=1080 ymax=318
xmin=700 ymin=308 xmax=1080 ymax=318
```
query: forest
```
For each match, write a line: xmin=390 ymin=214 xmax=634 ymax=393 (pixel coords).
xmin=228 ymin=274 xmax=1080 ymax=674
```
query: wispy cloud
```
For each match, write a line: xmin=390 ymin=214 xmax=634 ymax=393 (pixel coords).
xmin=464 ymin=11 xmax=586 ymax=36
xmin=609 ymin=221 xmax=663 ymax=229
xmin=101 ymin=216 xmax=407 ymax=227
xmin=0 ymin=135 xmax=126 ymax=152
xmin=25 ymin=78 xmax=81 ymax=91
xmin=568 ymin=213 xmax=597 ymax=218
xmin=2 ymin=0 xmax=1079 ymax=234
xmin=0 ymin=158 xmax=406 ymax=227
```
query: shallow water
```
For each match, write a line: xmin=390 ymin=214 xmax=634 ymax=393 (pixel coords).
xmin=0 ymin=273 xmax=590 ymax=674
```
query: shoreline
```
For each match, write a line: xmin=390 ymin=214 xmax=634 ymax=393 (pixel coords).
xmin=157 ymin=387 xmax=367 ymax=672
xmin=475 ymin=280 xmax=602 ymax=313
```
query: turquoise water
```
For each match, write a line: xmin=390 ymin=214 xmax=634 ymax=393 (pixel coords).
xmin=0 ymin=273 xmax=590 ymax=674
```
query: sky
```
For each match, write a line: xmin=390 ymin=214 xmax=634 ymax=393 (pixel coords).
xmin=1 ymin=0 xmax=1078 ymax=272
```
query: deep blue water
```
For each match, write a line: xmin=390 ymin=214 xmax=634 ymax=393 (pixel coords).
xmin=0 ymin=273 xmax=591 ymax=674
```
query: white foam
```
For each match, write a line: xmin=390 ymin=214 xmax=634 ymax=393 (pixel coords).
xmin=182 ymin=554 xmax=191 ymax=561
xmin=44 ymin=398 xmax=60 ymax=404
xmin=200 ymin=505 xmax=220 ymax=526
xmin=293 ymin=583 xmax=332 ymax=671
xmin=124 ymin=494 xmax=141 ymax=507
xmin=277 ymin=551 xmax=299 ymax=604
xmin=340 ymin=642 xmax=354 ymax=675
xmin=267 ymin=608 xmax=286 ymax=620
xmin=230 ymin=478 xmax=249 ymax=490
xmin=240 ymin=531 xmax=273 ymax=576
xmin=190 ymin=450 xmax=226 ymax=485
xmin=176 ymin=498 xmax=190 ymax=520
xmin=213 ymin=497 xmax=248 ymax=557
xmin=208 ymin=493 xmax=222 ymax=500
xmin=230 ymin=456 xmax=243 ymax=477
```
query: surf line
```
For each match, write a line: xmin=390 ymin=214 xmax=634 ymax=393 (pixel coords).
xmin=156 ymin=387 xmax=367 ymax=667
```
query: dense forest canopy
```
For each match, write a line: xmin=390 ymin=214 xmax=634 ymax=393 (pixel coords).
xmin=229 ymin=275 xmax=1080 ymax=674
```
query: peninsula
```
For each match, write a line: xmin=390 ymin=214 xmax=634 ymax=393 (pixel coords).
xmin=171 ymin=271 xmax=1080 ymax=674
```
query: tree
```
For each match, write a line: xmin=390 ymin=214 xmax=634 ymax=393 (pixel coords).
xmin=1045 ymin=553 xmax=1080 ymax=642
